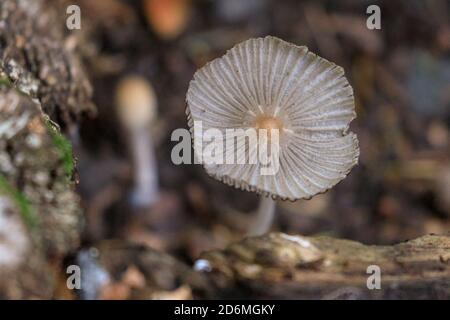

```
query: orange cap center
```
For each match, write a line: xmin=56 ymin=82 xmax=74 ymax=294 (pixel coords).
xmin=254 ymin=115 xmax=283 ymax=142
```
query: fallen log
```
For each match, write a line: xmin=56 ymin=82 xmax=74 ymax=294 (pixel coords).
xmin=198 ymin=232 xmax=450 ymax=299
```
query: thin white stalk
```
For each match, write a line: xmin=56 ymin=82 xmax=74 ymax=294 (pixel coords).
xmin=249 ymin=196 xmax=276 ymax=236
xmin=130 ymin=127 xmax=159 ymax=208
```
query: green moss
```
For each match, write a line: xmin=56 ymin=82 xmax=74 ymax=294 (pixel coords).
xmin=0 ymin=174 xmax=38 ymax=230
xmin=0 ymin=74 xmax=30 ymax=97
xmin=45 ymin=120 xmax=74 ymax=180
xmin=0 ymin=76 xmax=12 ymax=87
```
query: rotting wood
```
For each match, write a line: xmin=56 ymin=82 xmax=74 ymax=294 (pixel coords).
xmin=197 ymin=232 xmax=450 ymax=299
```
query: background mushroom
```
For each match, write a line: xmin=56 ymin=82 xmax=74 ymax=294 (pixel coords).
xmin=116 ymin=75 xmax=159 ymax=208
xmin=186 ymin=36 xmax=359 ymax=235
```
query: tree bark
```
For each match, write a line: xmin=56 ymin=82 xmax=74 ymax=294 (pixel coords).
xmin=0 ymin=87 xmax=83 ymax=298
xmin=0 ymin=0 xmax=95 ymax=127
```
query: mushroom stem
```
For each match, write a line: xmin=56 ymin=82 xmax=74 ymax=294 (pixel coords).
xmin=129 ymin=127 xmax=159 ymax=208
xmin=249 ymin=196 xmax=276 ymax=236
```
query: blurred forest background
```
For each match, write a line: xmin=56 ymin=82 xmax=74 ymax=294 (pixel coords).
xmin=0 ymin=0 xmax=449 ymax=299
xmin=75 ymin=0 xmax=450 ymax=250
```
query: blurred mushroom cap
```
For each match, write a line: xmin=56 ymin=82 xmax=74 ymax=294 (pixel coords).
xmin=186 ymin=36 xmax=359 ymax=200
xmin=116 ymin=75 xmax=157 ymax=129
xmin=143 ymin=0 xmax=190 ymax=40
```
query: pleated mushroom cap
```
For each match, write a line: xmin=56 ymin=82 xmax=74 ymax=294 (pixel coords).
xmin=186 ymin=36 xmax=359 ymax=200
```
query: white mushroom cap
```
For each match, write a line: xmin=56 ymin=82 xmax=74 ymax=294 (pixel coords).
xmin=116 ymin=75 xmax=157 ymax=129
xmin=186 ymin=36 xmax=359 ymax=201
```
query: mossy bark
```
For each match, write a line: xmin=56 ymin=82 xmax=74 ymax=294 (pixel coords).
xmin=0 ymin=0 xmax=97 ymax=298
xmin=0 ymin=87 xmax=83 ymax=298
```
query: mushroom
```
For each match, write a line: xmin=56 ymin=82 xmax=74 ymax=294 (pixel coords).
xmin=143 ymin=0 xmax=191 ymax=40
xmin=186 ymin=36 xmax=359 ymax=235
xmin=116 ymin=75 xmax=159 ymax=208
